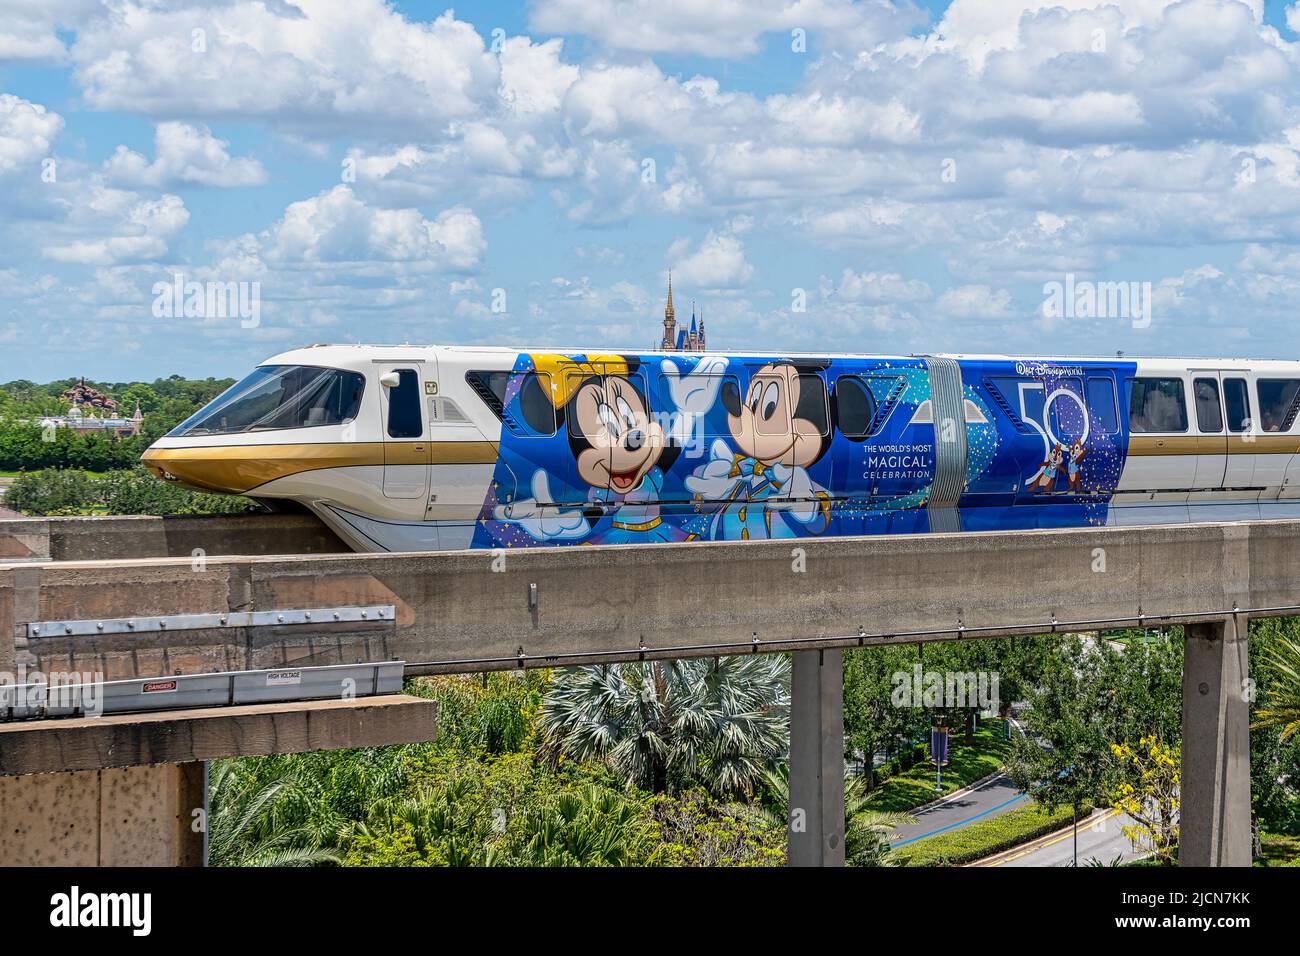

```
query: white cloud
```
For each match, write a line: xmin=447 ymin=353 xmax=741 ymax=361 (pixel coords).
xmin=71 ymin=1 xmax=502 ymax=130
xmin=498 ymin=36 xmax=580 ymax=116
xmin=529 ymin=0 xmax=923 ymax=58
xmin=105 ymin=122 xmax=266 ymax=188
xmin=823 ymin=268 xmax=932 ymax=303
xmin=43 ymin=191 xmax=189 ymax=265
xmin=255 ymin=185 xmax=485 ymax=270
xmin=669 ymin=230 xmax=754 ymax=289
xmin=0 ymin=93 xmax=63 ymax=174
xmin=0 ymin=0 xmax=100 ymax=62
xmin=936 ymin=284 xmax=1015 ymax=320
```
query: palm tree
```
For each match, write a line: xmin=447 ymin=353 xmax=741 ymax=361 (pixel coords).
xmin=542 ymin=655 xmax=789 ymax=796
xmin=517 ymin=787 xmax=652 ymax=866
xmin=728 ymin=766 xmax=914 ymax=866
xmin=361 ymin=777 xmax=501 ymax=865
xmin=207 ymin=761 xmax=340 ymax=866
xmin=359 ymin=779 xmax=651 ymax=866
xmin=1254 ymin=635 xmax=1300 ymax=740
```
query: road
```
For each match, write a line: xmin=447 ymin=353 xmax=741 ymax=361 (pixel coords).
xmin=890 ymin=772 xmax=1029 ymax=848
xmin=967 ymin=807 xmax=1146 ymax=867
xmin=886 ymin=717 xmax=1147 ymax=866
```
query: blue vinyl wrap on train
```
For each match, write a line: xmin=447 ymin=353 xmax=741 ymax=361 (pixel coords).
xmin=470 ymin=352 xmax=1139 ymax=548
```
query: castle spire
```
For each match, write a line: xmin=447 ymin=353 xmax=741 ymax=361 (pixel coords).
xmin=662 ymin=272 xmax=677 ymax=350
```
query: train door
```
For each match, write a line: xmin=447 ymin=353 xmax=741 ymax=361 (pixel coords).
xmin=1188 ymin=371 xmax=1228 ymax=491
xmin=1221 ymin=373 xmax=1256 ymax=493
xmin=1116 ymin=373 xmax=1195 ymax=500
xmin=377 ymin=363 xmax=430 ymax=501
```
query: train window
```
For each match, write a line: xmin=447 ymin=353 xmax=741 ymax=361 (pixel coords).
xmin=832 ymin=376 xmax=877 ymax=439
xmin=1256 ymin=379 xmax=1300 ymax=432
xmin=501 ymin=372 xmax=556 ymax=436
xmin=386 ymin=369 xmax=423 ymax=439
xmin=1085 ymin=377 xmax=1119 ymax=434
xmin=1224 ymin=378 xmax=1251 ymax=433
xmin=1128 ymin=378 xmax=1188 ymax=433
xmin=1193 ymin=378 xmax=1223 ymax=433
xmin=465 ymin=370 xmax=509 ymax=419
xmin=1047 ymin=378 xmax=1087 ymax=440
xmin=798 ymin=374 xmax=830 ymax=437
xmin=167 ymin=365 xmax=365 ymax=436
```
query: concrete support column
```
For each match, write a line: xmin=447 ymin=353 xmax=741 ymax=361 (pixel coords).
xmin=0 ymin=762 xmax=205 ymax=866
xmin=1181 ymin=616 xmax=1252 ymax=867
xmin=788 ymin=649 xmax=844 ymax=867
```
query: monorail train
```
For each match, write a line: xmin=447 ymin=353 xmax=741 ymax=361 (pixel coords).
xmin=141 ymin=345 xmax=1300 ymax=553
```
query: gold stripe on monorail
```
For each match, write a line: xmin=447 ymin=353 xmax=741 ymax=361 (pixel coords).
xmin=1127 ymin=434 xmax=1300 ymax=456
xmin=141 ymin=441 xmax=499 ymax=494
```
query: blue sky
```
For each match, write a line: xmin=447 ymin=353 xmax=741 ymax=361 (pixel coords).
xmin=3 ymin=0 xmax=1300 ymax=381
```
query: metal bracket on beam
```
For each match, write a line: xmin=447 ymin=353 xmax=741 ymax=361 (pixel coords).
xmin=25 ymin=605 xmax=396 ymax=639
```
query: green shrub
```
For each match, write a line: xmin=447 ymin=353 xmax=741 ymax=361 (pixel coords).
xmin=4 ymin=469 xmax=96 ymax=514
xmin=894 ymin=799 xmax=1093 ymax=866
xmin=2 ymin=467 xmax=258 ymax=517
xmin=95 ymin=468 xmax=257 ymax=516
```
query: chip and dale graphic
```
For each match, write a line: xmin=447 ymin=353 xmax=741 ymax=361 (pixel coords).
xmin=1029 ymin=437 xmax=1088 ymax=494
xmin=498 ymin=354 xmax=848 ymax=543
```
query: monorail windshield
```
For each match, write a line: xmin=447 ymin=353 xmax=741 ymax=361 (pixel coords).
xmin=167 ymin=365 xmax=365 ymax=437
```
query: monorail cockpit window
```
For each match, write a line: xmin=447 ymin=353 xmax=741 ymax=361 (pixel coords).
xmin=167 ymin=365 xmax=364 ymax=436
xmin=1224 ymin=378 xmax=1251 ymax=432
xmin=1193 ymin=378 xmax=1223 ymax=433
xmin=1128 ymin=378 xmax=1188 ymax=433
xmin=1256 ymin=379 xmax=1300 ymax=432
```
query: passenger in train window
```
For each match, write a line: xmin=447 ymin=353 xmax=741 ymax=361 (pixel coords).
xmin=1193 ymin=379 xmax=1223 ymax=433
xmin=1129 ymin=378 xmax=1187 ymax=433
xmin=1223 ymin=378 xmax=1252 ymax=433
xmin=1257 ymin=379 xmax=1300 ymax=432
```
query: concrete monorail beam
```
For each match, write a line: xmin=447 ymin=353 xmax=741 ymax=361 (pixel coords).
xmin=2 ymin=519 xmax=1293 ymax=679
xmin=0 ymin=512 xmax=347 ymax=563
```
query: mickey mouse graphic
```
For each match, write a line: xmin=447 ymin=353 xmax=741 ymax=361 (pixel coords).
xmin=516 ymin=355 xmax=686 ymax=544
xmin=685 ymin=361 xmax=836 ymax=540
